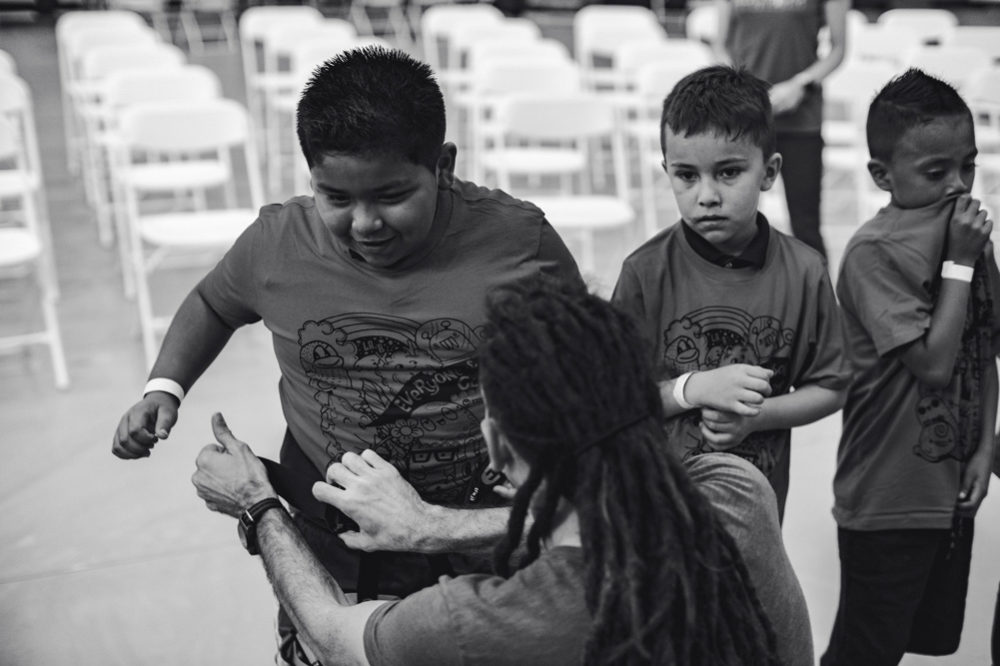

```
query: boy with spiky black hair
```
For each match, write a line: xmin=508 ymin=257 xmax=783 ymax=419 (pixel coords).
xmin=824 ymin=68 xmax=999 ymax=665
xmin=612 ymin=65 xmax=850 ymax=521
xmin=111 ymin=46 xmax=583 ymax=663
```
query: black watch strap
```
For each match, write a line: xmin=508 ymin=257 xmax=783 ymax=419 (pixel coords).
xmin=240 ymin=497 xmax=284 ymax=555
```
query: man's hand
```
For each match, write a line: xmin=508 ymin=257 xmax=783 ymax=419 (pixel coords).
xmin=112 ymin=393 xmax=180 ymax=459
xmin=699 ymin=408 xmax=758 ymax=449
xmin=956 ymin=445 xmax=993 ymax=518
xmin=769 ymin=79 xmax=807 ymax=114
xmin=947 ymin=194 xmax=992 ymax=265
xmin=313 ymin=450 xmax=432 ymax=553
xmin=191 ymin=413 xmax=276 ymax=517
xmin=684 ymin=364 xmax=773 ymax=416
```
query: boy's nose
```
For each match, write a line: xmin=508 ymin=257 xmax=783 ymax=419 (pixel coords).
xmin=945 ymin=172 xmax=970 ymax=197
xmin=352 ymin=204 xmax=383 ymax=234
xmin=697 ymin=181 xmax=721 ymax=206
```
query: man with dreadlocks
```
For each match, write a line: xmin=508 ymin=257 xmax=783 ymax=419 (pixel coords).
xmin=192 ymin=275 xmax=813 ymax=665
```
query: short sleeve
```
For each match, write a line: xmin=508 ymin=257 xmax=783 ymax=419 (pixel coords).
xmin=196 ymin=214 xmax=266 ymax=328
xmin=795 ymin=266 xmax=851 ymax=390
xmin=838 ymin=239 xmax=932 ymax=357
xmin=363 ymin=586 xmax=463 ymax=666
xmin=536 ymin=221 xmax=585 ymax=291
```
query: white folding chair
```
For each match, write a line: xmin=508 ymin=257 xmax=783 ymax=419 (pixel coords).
xmin=112 ymin=99 xmax=264 ymax=366
xmin=179 ymin=0 xmax=239 ymax=55
xmin=0 ymin=91 xmax=69 ymax=389
xmin=876 ymin=8 xmax=958 ymax=46
xmin=419 ymin=3 xmax=503 ymax=73
xmin=481 ymin=93 xmax=635 ymax=274
xmin=82 ymin=65 xmax=223 ymax=296
xmin=572 ymin=5 xmax=665 ymax=90
xmin=684 ymin=3 xmax=717 ymax=44
xmin=239 ymin=5 xmax=324 ymax=162
xmin=966 ymin=67 xmax=1000 ymax=213
xmin=906 ymin=45 xmax=992 ymax=93
xmin=846 ymin=23 xmax=921 ymax=68
xmin=349 ymin=0 xmax=411 ymax=46
xmin=439 ymin=18 xmax=544 ymax=92
xmin=612 ymin=39 xmax=714 ymax=92
xmin=0 ymin=49 xmax=17 ymax=76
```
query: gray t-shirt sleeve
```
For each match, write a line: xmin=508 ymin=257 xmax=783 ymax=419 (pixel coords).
xmin=362 ymin=585 xmax=463 ymax=666
xmin=685 ymin=453 xmax=815 ymax=666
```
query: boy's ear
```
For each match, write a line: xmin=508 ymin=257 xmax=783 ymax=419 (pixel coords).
xmin=867 ymin=158 xmax=892 ymax=193
xmin=436 ymin=142 xmax=458 ymax=189
xmin=760 ymin=152 xmax=782 ymax=192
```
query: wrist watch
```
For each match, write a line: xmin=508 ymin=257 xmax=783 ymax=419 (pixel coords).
xmin=238 ymin=497 xmax=284 ymax=555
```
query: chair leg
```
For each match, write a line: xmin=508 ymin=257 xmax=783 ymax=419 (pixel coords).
xmin=39 ymin=289 xmax=70 ymax=390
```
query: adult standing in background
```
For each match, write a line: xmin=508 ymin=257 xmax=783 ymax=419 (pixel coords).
xmin=713 ymin=0 xmax=849 ymax=258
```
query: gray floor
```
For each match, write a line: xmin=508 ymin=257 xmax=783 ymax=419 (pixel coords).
xmin=1 ymin=9 xmax=998 ymax=665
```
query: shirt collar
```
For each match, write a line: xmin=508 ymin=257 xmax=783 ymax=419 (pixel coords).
xmin=681 ymin=212 xmax=770 ymax=269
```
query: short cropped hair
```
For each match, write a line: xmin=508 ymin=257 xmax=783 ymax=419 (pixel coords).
xmin=296 ymin=46 xmax=446 ymax=171
xmin=866 ymin=68 xmax=971 ymax=162
xmin=660 ymin=65 xmax=776 ymax=157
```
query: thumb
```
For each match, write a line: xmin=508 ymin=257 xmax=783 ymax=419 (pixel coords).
xmin=153 ymin=409 xmax=174 ymax=440
xmin=211 ymin=413 xmax=239 ymax=452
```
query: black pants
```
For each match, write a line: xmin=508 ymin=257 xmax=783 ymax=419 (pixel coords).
xmin=821 ymin=521 xmax=973 ymax=666
xmin=777 ymin=131 xmax=826 ymax=259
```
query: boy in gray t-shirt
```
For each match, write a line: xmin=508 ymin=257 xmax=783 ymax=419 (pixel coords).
xmin=824 ymin=69 xmax=999 ymax=666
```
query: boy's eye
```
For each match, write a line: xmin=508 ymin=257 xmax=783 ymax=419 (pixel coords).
xmin=327 ymin=194 xmax=352 ymax=206
xmin=379 ymin=191 xmax=410 ymax=204
xmin=925 ymin=170 xmax=945 ymax=181
xmin=962 ymin=162 xmax=977 ymax=173
xmin=673 ymin=170 xmax=697 ymax=182
xmin=719 ymin=167 xmax=742 ymax=179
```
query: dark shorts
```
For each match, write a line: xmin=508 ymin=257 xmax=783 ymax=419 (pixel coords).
xmin=821 ymin=518 xmax=974 ymax=666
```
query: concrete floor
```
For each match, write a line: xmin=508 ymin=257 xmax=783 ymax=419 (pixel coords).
xmin=0 ymin=8 xmax=998 ymax=665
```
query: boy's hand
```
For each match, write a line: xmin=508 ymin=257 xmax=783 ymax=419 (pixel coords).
xmin=699 ymin=408 xmax=757 ymax=449
xmin=112 ymin=393 xmax=179 ymax=459
xmin=956 ymin=446 xmax=992 ymax=517
xmin=946 ymin=194 xmax=992 ymax=265
xmin=684 ymin=364 xmax=773 ymax=416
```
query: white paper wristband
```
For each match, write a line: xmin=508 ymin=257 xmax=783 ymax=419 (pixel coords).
xmin=941 ymin=261 xmax=974 ymax=283
xmin=144 ymin=378 xmax=185 ymax=403
xmin=672 ymin=371 xmax=695 ymax=410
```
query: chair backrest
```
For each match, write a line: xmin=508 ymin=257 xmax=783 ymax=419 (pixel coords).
xmin=573 ymin=4 xmax=664 ymax=65
xmin=876 ymin=8 xmax=958 ymax=45
xmin=0 ymin=77 xmax=44 ymax=228
xmin=473 ymin=60 xmax=583 ymax=97
xmin=614 ymin=39 xmax=713 ymax=84
xmin=632 ymin=59 xmax=706 ymax=104
xmin=56 ymin=9 xmax=147 ymax=45
xmin=942 ymin=26 xmax=1000 ymax=65
xmin=285 ymin=36 xmax=380 ymax=85
xmin=449 ymin=19 xmax=542 ymax=69
xmin=824 ymin=60 xmax=897 ymax=125
xmin=119 ymin=98 xmax=250 ymax=152
xmin=238 ymin=4 xmax=323 ymax=41
xmin=847 ymin=23 xmax=922 ymax=67
xmin=80 ymin=42 xmax=186 ymax=82
xmin=264 ymin=18 xmax=358 ymax=62
xmin=907 ymin=45 xmax=992 ymax=92
xmin=0 ymin=49 xmax=16 ymax=76
xmin=102 ymin=65 xmax=222 ymax=111
xmin=497 ymin=93 xmax=617 ymax=140
xmin=64 ymin=25 xmax=160 ymax=79
xmin=420 ymin=3 xmax=504 ymax=70
xmin=467 ymin=38 xmax=571 ymax=72
xmin=964 ymin=66 xmax=1000 ymax=106
xmin=684 ymin=3 xmax=717 ymax=44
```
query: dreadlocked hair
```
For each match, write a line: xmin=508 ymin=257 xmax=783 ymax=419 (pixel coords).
xmin=479 ymin=275 xmax=779 ymax=665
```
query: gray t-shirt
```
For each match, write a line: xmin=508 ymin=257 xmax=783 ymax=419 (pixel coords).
xmin=834 ymin=200 xmax=1000 ymax=530
xmin=362 ymin=453 xmax=814 ymax=665
xmin=612 ymin=221 xmax=850 ymax=516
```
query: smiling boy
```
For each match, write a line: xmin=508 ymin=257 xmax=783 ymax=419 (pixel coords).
xmin=612 ymin=66 xmax=849 ymax=520
xmin=824 ymin=69 xmax=999 ymax=665
xmin=110 ymin=47 xmax=582 ymax=663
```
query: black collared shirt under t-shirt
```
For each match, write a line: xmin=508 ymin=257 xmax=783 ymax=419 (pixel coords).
xmin=681 ymin=212 xmax=770 ymax=270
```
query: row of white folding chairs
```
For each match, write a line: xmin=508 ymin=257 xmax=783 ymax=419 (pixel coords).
xmin=0 ymin=73 xmax=70 ymax=389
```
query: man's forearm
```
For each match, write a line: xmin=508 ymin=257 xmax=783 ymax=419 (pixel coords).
xmin=411 ymin=505 xmax=512 ymax=554
xmin=256 ymin=509 xmax=383 ymax=666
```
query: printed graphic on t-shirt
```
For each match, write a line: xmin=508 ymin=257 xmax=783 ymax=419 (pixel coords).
xmin=662 ymin=306 xmax=795 ymax=477
xmin=298 ymin=313 xmax=485 ymax=503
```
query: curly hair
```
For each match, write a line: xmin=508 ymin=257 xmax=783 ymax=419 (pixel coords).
xmin=479 ymin=275 xmax=779 ymax=665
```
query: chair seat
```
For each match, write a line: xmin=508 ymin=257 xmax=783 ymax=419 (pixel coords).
xmin=530 ymin=195 xmax=635 ymax=231
xmin=138 ymin=208 xmax=257 ymax=247
xmin=0 ymin=228 xmax=42 ymax=266
xmin=480 ymin=148 xmax=586 ymax=174
xmin=121 ymin=160 xmax=231 ymax=192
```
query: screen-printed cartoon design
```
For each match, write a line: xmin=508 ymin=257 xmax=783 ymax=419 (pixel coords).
xmin=298 ymin=313 xmax=486 ymax=503
xmin=662 ymin=306 xmax=795 ymax=476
